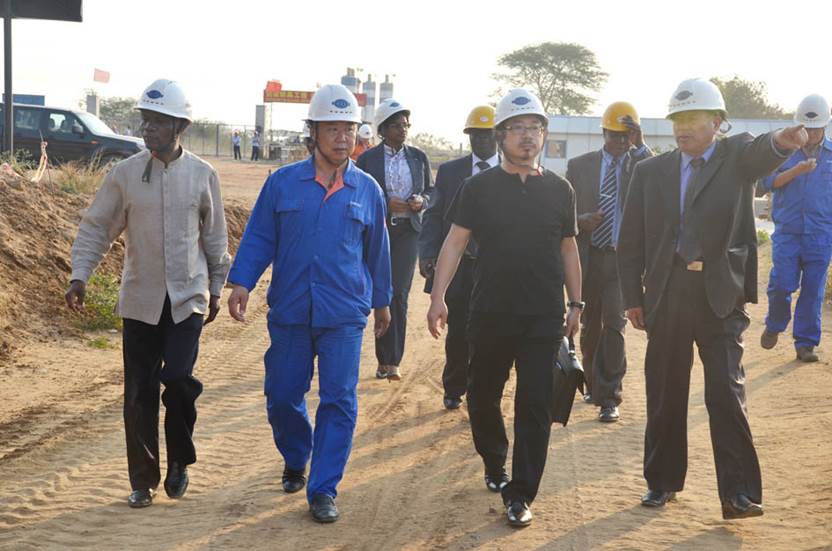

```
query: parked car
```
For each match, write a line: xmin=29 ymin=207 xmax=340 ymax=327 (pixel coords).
xmin=0 ymin=103 xmax=144 ymax=165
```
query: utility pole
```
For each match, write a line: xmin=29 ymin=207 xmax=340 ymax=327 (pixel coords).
xmin=1 ymin=0 xmax=83 ymax=155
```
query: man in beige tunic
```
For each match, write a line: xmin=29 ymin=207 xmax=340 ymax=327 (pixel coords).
xmin=65 ymin=79 xmax=231 ymax=508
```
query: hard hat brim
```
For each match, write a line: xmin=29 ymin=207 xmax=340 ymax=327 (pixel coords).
xmin=136 ymin=104 xmax=193 ymax=122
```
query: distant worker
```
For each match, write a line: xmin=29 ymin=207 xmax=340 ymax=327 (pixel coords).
xmin=428 ymin=89 xmax=582 ymax=528
xmin=251 ymin=128 xmax=261 ymax=161
xmin=357 ymin=98 xmax=433 ymax=381
xmin=351 ymin=124 xmax=374 ymax=161
xmin=419 ymin=104 xmax=498 ymax=410
xmin=760 ymin=94 xmax=832 ymax=362
xmin=618 ymin=77 xmax=806 ymax=519
xmin=566 ymin=101 xmax=653 ymax=423
xmin=232 ymin=130 xmax=242 ymax=160
xmin=226 ymin=84 xmax=392 ymax=523
xmin=65 ymin=79 xmax=231 ymax=509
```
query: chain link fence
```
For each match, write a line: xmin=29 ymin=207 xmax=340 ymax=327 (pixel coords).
xmin=178 ymin=122 xmax=309 ymax=164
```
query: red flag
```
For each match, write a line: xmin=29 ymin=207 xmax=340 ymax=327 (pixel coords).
xmin=93 ymin=68 xmax=110 ymax=83
xmin=265 ymin=80 xmax=282 ymax=93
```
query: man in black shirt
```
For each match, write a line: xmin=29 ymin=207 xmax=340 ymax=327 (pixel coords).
xmin=427 ymin=88 xmax=582 ymax=528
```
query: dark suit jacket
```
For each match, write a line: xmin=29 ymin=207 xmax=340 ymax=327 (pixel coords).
xmin=418 ymin=154 xmax=473 ymax=295
xmin=356 ymin=143 xmax=433 ymax=232
xmin=617 ymin=133 xmax=787 ymax=326
xmin=566 ymin=146 xmax=652 ymax=283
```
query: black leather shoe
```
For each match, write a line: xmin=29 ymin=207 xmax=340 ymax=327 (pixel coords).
xmin=282 ymin=467 xmax=306 ymax=494
xmin=582 ymin=393 xmax=593 ymax=404
xmin=485 ymin=470 xmax=509 ymax=493
xmin=722 ymin=494 xmax=763 ymax=520
xmin=164 ymin=462 xmax=189 ymax=499
xmin=796 ymin=346 xmax=819 ymax=362
xmin=443 ymin=396 xmax=462 ymax=410
xmin=641 ymin=489 xmax=675 ymax=507
xmin=309 ymin=493 xmax=339 ymax=523
xmin=128 ymin=489 xmax=155 ymax=508
xmin=506 ymin=500 xmax=532 ymax=527
xmin=599 ymin=406 xmax=620 ymax=423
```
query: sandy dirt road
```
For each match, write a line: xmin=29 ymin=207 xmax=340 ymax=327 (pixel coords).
xmin=0 ymin=157 xmax=829 ymax=550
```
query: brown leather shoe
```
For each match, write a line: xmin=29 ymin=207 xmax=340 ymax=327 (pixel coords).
xmin=386 ymin=365 xmax=401 ymax=381
xmin=760 ymin=329 xmax=779 ymax=349
xmin=375 ymin=365 xmax=388 ymax=379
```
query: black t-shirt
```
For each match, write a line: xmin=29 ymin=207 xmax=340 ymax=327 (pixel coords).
xmin=451 ymin=166 xmax=577 ymax=317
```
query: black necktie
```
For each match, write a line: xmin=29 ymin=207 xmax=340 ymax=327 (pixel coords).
xmin=678 ymin=157 xmax=705 ymax=263
xmin=476 ymin=160 xmax=490 ymax=172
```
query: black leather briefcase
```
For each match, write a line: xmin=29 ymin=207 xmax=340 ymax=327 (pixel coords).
xmin=552 ymin=336 xmax=584 ymax=426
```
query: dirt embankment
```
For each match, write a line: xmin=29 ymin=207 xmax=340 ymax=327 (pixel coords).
xmin=0 ymin=165 xmax=249 ymax=360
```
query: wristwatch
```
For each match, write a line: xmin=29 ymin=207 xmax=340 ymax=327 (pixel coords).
xmin=568 ymin=301 xmax=586 ymax=310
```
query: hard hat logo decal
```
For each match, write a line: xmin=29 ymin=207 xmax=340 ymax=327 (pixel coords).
xmin=332 ymin=99 xmax=350 ymax=109
xmin=512 ymin=97 xmax=531 ymax=106
xmin=146 ymin=90 xmax=164 ymax=99
xmin=675 ymin=91 xmax=693 ymax=101
xmin=390 ymin=102 xmax=400 ymax=108
xmin=806 ymin=112 xmax=818 ymax=119
xmin=480 ymin=116 xmax=489 ymax=122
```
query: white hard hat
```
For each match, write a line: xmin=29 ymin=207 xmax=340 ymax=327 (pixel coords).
xmin=358 ymin=124 xmax=374 ymax=140
xmin=136 ymin=79 xmax=192 ymax=121
xmin=374 ymin=98 xmax=410 ymax=130
xmin=307 ymin=84 xmax=362 ymax=124
xmin=794 ymin=94 xmax=831 ymax=128
xmin=494 ymin=88 xmax=547 ymax=127
xmin=667 ymin=78 xmax=726 ymax=119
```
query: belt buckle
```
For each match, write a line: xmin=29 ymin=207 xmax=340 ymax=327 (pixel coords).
xmin=687 ymin=260 xmax=704 ymax=272
xmin=389 ymin=216 xmax=399 ymax=227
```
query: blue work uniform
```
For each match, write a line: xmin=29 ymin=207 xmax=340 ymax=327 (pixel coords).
xmin=761 ymin=137 xmax=832 ymax=349
xmin=228 ymin=157 xmax=392 ymax=501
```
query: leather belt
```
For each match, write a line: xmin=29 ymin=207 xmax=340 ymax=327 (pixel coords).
xmin=389 ymin=216 xmax=410 ymax=227
xmin=673 ymin=254 xmax=704 ymax=272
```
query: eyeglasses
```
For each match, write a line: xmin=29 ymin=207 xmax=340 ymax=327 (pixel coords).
xmin=504 ymin=124 xmax=545 ymax=136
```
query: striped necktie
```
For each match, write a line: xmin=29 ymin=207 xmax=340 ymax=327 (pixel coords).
xmin=592 ymin=157 xmax=618 ymax=248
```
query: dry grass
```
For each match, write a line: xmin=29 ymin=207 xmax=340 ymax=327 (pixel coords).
xmin=48 ymin=161 xmax=108 ymax=195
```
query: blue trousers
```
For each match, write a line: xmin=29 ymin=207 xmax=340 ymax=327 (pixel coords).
xmin=765 ymin=233 xmax=832 ymax=349
xmin=264 ymin=323 xmax=364 ymax=501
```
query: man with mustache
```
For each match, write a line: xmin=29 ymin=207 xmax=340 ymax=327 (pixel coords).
xmin=617 ymin=77 xmax=807 ymax=519
xmin=66 ymin=79 xmax=231 ymax=508
xmin=428 ymin=89 xmax=581 ymax=527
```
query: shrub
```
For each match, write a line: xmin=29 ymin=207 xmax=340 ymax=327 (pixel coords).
xmin=80 ymin=273 xmax=122 ymax=331
xmin=756 ymin=229 xmax=770 ymax=245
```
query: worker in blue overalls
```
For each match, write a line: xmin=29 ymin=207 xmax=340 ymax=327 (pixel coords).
xmin=226 ymin=84 xmax=392 ymax=523
xmin=760 ymin=93 xmax=832 ymax=362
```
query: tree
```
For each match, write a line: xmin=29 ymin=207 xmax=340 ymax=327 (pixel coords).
xmin=710 ymin=76 xmax=789 ymax=119
xmin=410 ymin=132 xmax=456 ymax=155
xmin=79 ymin=90 xmax=142 ymax=132
xmin=494 ymin=42 xmax=607 ymax=115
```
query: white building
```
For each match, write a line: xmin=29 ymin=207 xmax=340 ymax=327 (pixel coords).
xmin=541 ymin=115 xmax=794 ymax=176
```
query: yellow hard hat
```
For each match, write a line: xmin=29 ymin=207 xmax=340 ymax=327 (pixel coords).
xmin=464 ymin=105 xmax=496 ymax=132
xmin=601 ymin=101 xmax=639 ymax=132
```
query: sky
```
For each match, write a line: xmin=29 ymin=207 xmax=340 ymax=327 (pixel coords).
xmin=7 ymin=0 xmax=832 ymax=145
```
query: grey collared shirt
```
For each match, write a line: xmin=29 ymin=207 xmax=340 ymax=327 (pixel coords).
xmin=384 ymin=144 xmax=414 ymax=201
xmin=70 ymin=149 xmax=231 ymax=325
